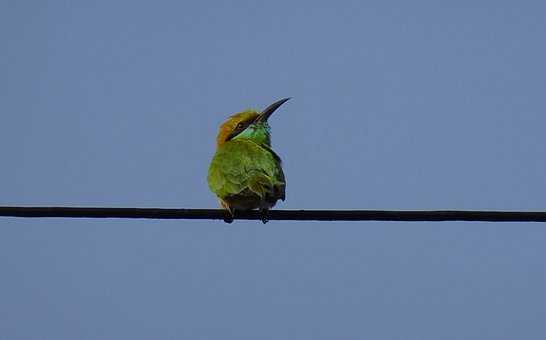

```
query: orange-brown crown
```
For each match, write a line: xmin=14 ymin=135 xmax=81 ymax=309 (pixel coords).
xmin=216 ymin=110 xmax=259 ymax=147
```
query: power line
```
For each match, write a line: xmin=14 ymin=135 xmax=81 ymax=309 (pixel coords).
xmin=1 ymin=206 xmax=545 ymax=222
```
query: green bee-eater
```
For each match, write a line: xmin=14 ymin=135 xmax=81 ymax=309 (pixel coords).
xmin=208 ymin=98 xmax=289 ymax=221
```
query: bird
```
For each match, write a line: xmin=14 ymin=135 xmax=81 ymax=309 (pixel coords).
xmin=208 ymin=98 xmax=290 ymax=223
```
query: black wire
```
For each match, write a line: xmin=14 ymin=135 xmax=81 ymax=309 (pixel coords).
xmin=1 ymin=206 xmax=545 ymax=222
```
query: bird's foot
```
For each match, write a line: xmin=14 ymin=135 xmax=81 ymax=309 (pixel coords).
xmin=223 ymin=207 xmax=235 ymax=224
xmin=260 ymin=209 xmax=269 ymax=224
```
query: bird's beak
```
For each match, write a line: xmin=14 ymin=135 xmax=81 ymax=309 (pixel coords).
xmin=256 ymin=97 xmax=291 ymax=123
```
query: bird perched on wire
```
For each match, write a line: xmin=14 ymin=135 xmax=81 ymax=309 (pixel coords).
xmin=208 ymin=98 xmax=290 ymax=223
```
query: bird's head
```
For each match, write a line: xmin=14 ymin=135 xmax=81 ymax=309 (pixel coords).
xmin=215 ymin=98 xmax=290 ymax=147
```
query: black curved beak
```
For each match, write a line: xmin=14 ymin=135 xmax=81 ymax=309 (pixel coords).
xmin=255 ymin=97 xmax=291 ymax=123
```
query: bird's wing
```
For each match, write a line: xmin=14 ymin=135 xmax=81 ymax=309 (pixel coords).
xmin=208 ymin=140 xmax=284 ymax=200
xmin=262 ymin=145 xmax=286 ymax=201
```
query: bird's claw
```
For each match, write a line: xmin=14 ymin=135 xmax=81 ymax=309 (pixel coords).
xmin=223 ymin=210 xmax=234 ymax=224
xmin=260 ymin=209 xmax=269 ymax=224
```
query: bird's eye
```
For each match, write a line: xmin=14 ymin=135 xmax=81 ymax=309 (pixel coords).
xmin=237 ymin=122 xmax=245 ymax=129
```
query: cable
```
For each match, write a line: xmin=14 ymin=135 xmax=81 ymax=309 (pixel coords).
xmin=1 ymin=206 xmax=545 ymax=222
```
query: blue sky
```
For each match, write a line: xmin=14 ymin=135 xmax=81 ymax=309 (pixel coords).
xmin=1 ymin=1 xmax=545 ymax=339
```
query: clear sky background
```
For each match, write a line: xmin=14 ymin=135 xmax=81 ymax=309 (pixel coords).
xmin=1 ymin=1 xmax=545 ymax=339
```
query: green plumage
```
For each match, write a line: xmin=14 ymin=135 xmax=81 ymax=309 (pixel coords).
xmin=208 ymin=138 xmax=285 ymax=212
